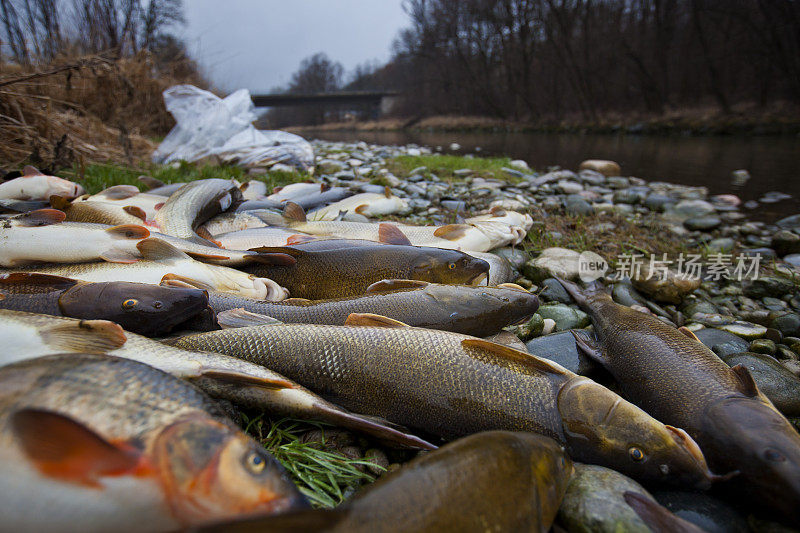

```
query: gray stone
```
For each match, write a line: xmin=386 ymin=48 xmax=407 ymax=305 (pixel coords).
xmin=749 ymin=338 xmax=777 ymax=355
xmin=739 ymin=247 xmax=777 ymax=260
xmin=606 ymin=176 xmax=630 ymax=189
xmin=524 ymin=248 xmax=581 ymax=281
xmin=440 ymin=199 xmax=466 ymax=212
xmin=644 ymin=194 xmax=677 ymax=212
xmin=539 ymin=278 xmax=574 ymax=304
xmin=665 ymin=200 xmax=716 ymax=221
xmin=684 ymin=215 xmax=721 ymax=231
xmin=537 ymin=304 xmax=590 ymax=331
xmin=776 ymin=214 xmax=800 ymax=230
xmin=707 ymin=238 xmax=736 ymax=253
xmin=653 ymin=491 xmax=749 ymax=533
xmin=492 ymin=247 xmax=528 ymax=270
xmin=743 ymin=276 xmax=797 ymax=298
xmin=771 ymin=230 xmax=800 ymax=257
xmin=683 ymin=300 xmax=719 ymax=317
xmin=784 ymin=254 xmax=800 ymax=267
xmin=693 ymin=328 xmax=750 ymax=353
xmin=565 ymin=195 xmax=594 ymax=216
xmin=612 ymin=189 xmax=643 ymax=204
xmin=770 ymin=313 xmax=800 ymax=337
xmin=525 ymin=331 xmax=596 ymax=375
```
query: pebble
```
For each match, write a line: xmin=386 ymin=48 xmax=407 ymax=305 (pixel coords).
xmin=684 ymin=215 xmax=721 ymax=231
xmin=749 ymin=338 xmax=777 ymax=355
xmin=525 ymin=331 xmax=596 ymax=375
xmin=537 ymin=304 xmax=590 ymax=331
xmin=524 ymin=248 xmax=581 ymax=281
xmin=564 ymin=195 xmax=594 ymax=216
xmin=539 ymin=278 xmax=574 ymax=304
xmin=770 ymin=313 xmax=800 ymax=337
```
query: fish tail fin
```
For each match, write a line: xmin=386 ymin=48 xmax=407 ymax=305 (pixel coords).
xmin=555 ymin=277 xmax=609 ymax=309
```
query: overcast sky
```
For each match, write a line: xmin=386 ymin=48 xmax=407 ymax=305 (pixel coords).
xmin=183 ymin=0 xmax=408 ymax=95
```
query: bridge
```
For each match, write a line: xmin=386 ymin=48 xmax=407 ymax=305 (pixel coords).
xmin=251 ymin=91 xmax=399 ymax=116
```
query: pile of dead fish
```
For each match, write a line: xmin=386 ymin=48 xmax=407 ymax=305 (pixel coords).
xmin=0 ymin=165 xmax=798 ymax=532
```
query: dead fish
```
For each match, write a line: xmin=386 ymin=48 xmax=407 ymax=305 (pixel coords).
xmin=560 ymin=278 xmax=800 ymax=523
xmin=0 ymin=166 xmax=84 ymax=201
xmin=153 ymin=178 xmax=241 ymax=243
xmin=245 ymin=238 xmax=490 ymax=299
xmin=170 ymin=316 xmax=715 ymax=487
xmin=0 ymin=198 xmax=50 ymax=214
xmin=0 ymin=309 xmax=434 ymax=450
xmin=0 ymin=353 xmax=306 ymax=532
xmin=468 ymin=251 xmax=516 ymax=285
xmin=0 ymin=273 xmax=210 ymax=336
xmin=0 ymin=211 xmax=149 ymax=266
xmin=50 ymin=194 xmax=148 ymax=226
xmin=239 ymin=180 xmax=268 ymax=200
xmin=0 ymin=238 xmax=288 ymax=300
xmin=209 ymin=279 xmax=538 ymax=337
xmin=215 ymin=227 xmax=306 ymax=251
xmin=266 ymin=181 xmax=324 ymax=203
xmin=203 ymin=431 xmax=572 ymax=533
xmin=199 ymin=209 xmax=283 ymax=237
xmin=307 ymin=188 xmax=409 ymax=221
xmin=77 ymin=185 xmax=164 ymax=222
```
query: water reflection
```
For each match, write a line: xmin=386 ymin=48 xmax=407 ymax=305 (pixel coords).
xmin=307 ymin=130 xmax=800 ymax=221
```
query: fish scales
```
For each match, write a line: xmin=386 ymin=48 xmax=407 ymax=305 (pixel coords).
xmin=173 ymin=324 xmax=563 ymax=440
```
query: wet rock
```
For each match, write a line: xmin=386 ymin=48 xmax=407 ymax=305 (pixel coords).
xmin=644 ymin=193 xmax=677 ymax=212
xmin=516 ymin=313 xmax=544 ymax=340
xmin=771 ymin=230 xmax=800 ymax=257
xmin=579 ymin=159 xmax=621 ymax=177
xmin=759 ymin=191 xmax=792 ymax=204
xmin=606 ymin=176 xmax=630 ymax=189
xmin=683 ymin=300 xmax=720 ymax=317
xmin=718 ymin=321 xmax=767 ymax=340
xmin=776 ymin=213 xmax=800 ymax=230
xmin=509 ymin=159 xmax=530 ymax=171
xmin=565 ymin=195 xmax=594 ymax=216
xmin=783 ymin=254 xmax=800 ymax=268
xmin=770 ymin=313 xmax=800 ymax=337
xmin=684 ymin=215 xmax=721 ymax=231
xmin=739 ymin=247 xmax=777 ymax=260
xmin=492 ymin=247 xmax=528 ymax=270
xmin=440 ymin=199 xmax=466 ymax=212
xmin=743 ymin=276 xmax=796 ymax=299
xmin=537 ymin=304 xmax=590 ymax=331
xmin=540 ymin=278 xmax=574 ymax=304
xmin=524 ymin=248 xmax=580 ymax=281
xmin=578 ymin=169 xmax=606 ymax=185
xmin=665 ymin=200 xmax=715 ymax=221
xmin=525 ymin=331 xmax=596 ymax=375
xmin=632 ymin=266 xmax=701 ymax=304
xmin=653 ymin=491 xmax=748 ymax=533
xmin=749 ymin=338 xmax=776 ymax=355
xmin=693 ymin=328 xmax=750 ymax=353
xmin=557 ymin=464 xmax=652 ymax=533
xmin=558 ymin=180 xmax=584 ymax=194
xmin=542 ymin=319 xmax=556 ymax=335
xmin=722 ymin=352 xmax=800 ymax=417
xmin=612 ymin=189 xmax=643 ymax=204
xmin=706 ymin=238 xmax=736 ymax=253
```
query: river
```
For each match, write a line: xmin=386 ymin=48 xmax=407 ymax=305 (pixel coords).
xmin=305 ymin=129 xmax=800 ymax=221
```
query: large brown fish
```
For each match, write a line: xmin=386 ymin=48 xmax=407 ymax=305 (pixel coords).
xmin=245 ymin=239 xmax=490 ymax=299
xmin=559 ymin=279 xmax=800 ymax=523
xmin=204 ymin=431 xmax=572 ymax=533
xmin=209 ymin=279 xmax=538 ymax=337
xmin=171 ymin=318 xmax=715 ymax=487
xmin=0 ymin=273 xmax=210 ymax=336
xmin=0 ymin=353 xmax=306 ymax=532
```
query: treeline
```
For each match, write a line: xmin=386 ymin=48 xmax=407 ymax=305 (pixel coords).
xmin=271 ymin=0 xmax=800 ymax=127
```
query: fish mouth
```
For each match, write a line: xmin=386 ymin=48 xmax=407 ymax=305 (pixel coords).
xmin=468 ymin=272 xmax=488 ymax=286
xmin=252 ymin=278 xmax=289 ymax=301
xmin=665 ymin=425 xmax=723 ymax=488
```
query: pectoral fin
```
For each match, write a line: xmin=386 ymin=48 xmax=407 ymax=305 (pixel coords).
xmin=0 ymin=272 xmax=78 ymax=290
xmin=106 ymin=224 xmax=150 ymax=240
xmin=433 ymin=224 xmax=472 ymax=240
xmin=137 ymin=238 xmax=192 ymax=261
xmin=98 ymin=185 xmax=139 ymax=200
xmin=570 ymin=329 xmax=608 ymax=365
xmin=137 ymin=175 xmax=164 ymax=190
xmin=378 ymin=223 xmax=412 ymax=245
xmin=122 ymin=206 xmax=147 ymax=221
xmin=40 ymin=319 xmax=127 ymax=352
xmin=216 ymin=308 xmax=281 ymax=328
xmin=199 ymin=367 xmax=294 ymax=389
xmin=12 ymin=408 xmax=142 ymax=487
xmin=15 ymin=208 xmax=65 ymax=227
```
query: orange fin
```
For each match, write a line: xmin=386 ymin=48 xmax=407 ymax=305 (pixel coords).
xmin=730 ymin=364 xmax=759 ymax=397
xmin=137 ymin=176 xmax=164 ymax=190
xmin=344 ymin=313 xmax=410 ymax=328
xmin=200 ymin=368 xmax=294 ymax=389
xmin=286 ymin=234 xmax=316 ymax=245
xmin=48 ymin=195 xmax=70 ymax=210
xmin=185 ymin=251 xmax=231 ymax=261
xmin=249 ymin=253 xmax=297 ymax=266
xmin=366 ymin=279 xmax=429 ymax=293
xmin=378 ymin=223 xmax=412 ymax=245
xmin=677 ymin=326 xmax=700 ymax=342
xmin=195 ymin=226 xmax=222 ymax=246
xmin=354 ymin=204 xmax=368 ymax=215
xmin=106 ymin=224 xmax=150 ymax=239
xmin=15 ymin=208 xmax=65 ymax=227
xmin=624 ymin=492 xmax=705 ymax=533
xmin=489 ymin=205 xmax=507 ymax=216
xmin=22 ymin=165 xmax=44 ymax=177
xmin=0 ymin=272 xmax=78 ymax=290
xmin=12 ymin=408 xmax=142 ymax=487
xmin=497 ymin=282 xmax=528 ymax=292
xmin=433 ymin=224 xmax=472 ymax=240
xmin=137 ymin=238 xmax=191 ymax=261
xmin=123 ymin=205 xmax=147 ymax=221
xmin=283 ymin=202 xmax=306 ymax=222
xmin=384 ymin=185 xmax=392 ymax=198
xmin=461 ymin=338 xmax=567 ymax=375
xmin=40 ymin=319 xmax=127 ymax=352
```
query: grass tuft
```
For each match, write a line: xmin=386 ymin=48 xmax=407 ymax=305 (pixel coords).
xmin=386 ymin=154 xmax=514 ymax=182
xmin=244 ymin=415 xmax=381 ymax=508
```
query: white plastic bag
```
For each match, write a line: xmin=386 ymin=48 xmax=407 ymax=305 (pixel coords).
xmin=152 ymin=85 xmax=314 ymax=171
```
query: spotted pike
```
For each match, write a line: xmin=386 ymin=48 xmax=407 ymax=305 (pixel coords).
xmin=171 ymin=318 xmax=715 ymax=487
xmin=0 ymin=273 xmax=210 ymax=336
xmin=0 ymin=309 xmax=434 ymax=450
xmin=153 ymin=178 xmax=241 ymax=243
xmin=245 ymin=239 xmax=489 ymax=299
xmin=0 ymin=353 xmax=306 ymax=531
xmin=560 ymin=279 xmax=800 ymax=523
xmin=209 ymin=279 xmax=538 ymax=337
xmin=0 ymin=238 xmax=288 ymax=300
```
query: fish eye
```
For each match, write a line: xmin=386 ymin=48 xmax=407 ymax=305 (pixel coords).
xmin=764 ymin=448 xmax=786 ymax=462
xmin=629 ymin=447 xmax=645 ymax=462
xmin=245 ymin=451 xmax=267 ymax=474
xmin=122 ymin=299 xmax=137 ymax=309
xmin=448 ymin=262 xmax=456 ymax=269
xmin=152 ymin=301 xmax=162 ymax=309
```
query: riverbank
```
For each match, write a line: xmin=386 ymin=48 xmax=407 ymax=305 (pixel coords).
xmin=287 ymin=103 xmax=800 ymax=136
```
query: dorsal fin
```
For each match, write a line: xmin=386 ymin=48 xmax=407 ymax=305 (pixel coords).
xmin=12 ymin=408 xmax=142 ymax=487
xmin=378 ymin=223 xmax=412 ymax=245
xmin=122 ymin=205 xmax=147 ymax=221
xmin=247 ymin=245 xmax=302 ymax=258
xmin=677 ymin=326 xmax=700 ymax=342
xmin=283 ymin=202 xmax=306 ymax=222
xmin=136 ymin=238 xmax=191 ymax=261
xmin=0 ymin=272 xmax=79 ymax=290
xmin=730 ymin=364 xmax=759 ymax=397
xmin=106 ymin=224 xmax=150 ymax=239
xmin=366 ymin=279 xmax=429 ymax=293
xmin=22 ymin=165 xmax=44 ymax=177
xmin=460 ymin=338 xmax=567 ymax=375
xmin=14 ymin=208 xmax=65 ymax=226
xmin=433 ymin=224 xmax=472 ymax=240
xmin=344 ymin=313 xmax=410 ymax=328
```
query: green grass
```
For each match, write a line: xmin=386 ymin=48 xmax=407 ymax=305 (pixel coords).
xmin=244 ymin=416 xmax=382 ymax=508
xmin=385 ymin=154 xmax=515 ymax=182
xmin=59 ymin=161 xmax=311 ymax=195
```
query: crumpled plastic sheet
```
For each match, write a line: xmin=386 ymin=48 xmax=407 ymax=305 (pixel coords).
xmin=152 ymin=85 xmax=314 ymax=171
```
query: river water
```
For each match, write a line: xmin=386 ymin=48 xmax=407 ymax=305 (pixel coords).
xmin=306 ymin=129 xmax=800 ymax=221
